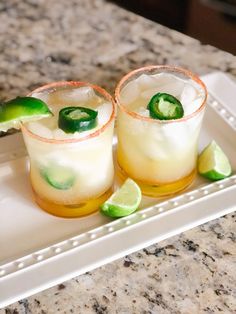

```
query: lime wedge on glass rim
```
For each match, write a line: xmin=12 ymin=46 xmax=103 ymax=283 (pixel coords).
xmin=100 ymin=178 xmax=142 ymax=218
xmin=198 ymin=141 xmax=232 ymax=181
xmin=0 ymin=96 xmax=52 ymax=132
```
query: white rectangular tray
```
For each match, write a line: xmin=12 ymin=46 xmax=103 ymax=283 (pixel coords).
xmin=0 ymin=73 xmax=235 ymax=308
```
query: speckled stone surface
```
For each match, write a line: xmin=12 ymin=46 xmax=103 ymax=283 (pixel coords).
xmin=0 ymin=0 xmax=235 ymax=313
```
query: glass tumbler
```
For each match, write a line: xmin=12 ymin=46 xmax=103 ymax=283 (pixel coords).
xmin=115 ymin=65 xmax=207 ymax=197
xmin=21 ymin=81 xmax=115 ymax=217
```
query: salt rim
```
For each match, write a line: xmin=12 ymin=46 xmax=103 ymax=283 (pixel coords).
xmin=21 ymin=81 xmax=115 ymax=144
xmin=115 ymin=65 xmax=208 ymax=124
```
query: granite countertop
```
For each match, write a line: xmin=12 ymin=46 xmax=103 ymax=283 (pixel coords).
xmin=0 ymin=0 xmax=235 ymax=313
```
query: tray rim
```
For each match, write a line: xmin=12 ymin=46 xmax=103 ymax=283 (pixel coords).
xmin=0 ymin=83 xmax=236 ymax=308
xmin=0 ymin=174 xmax=235 ymax=278
xmin=0 ymin=184 xmax=235 ymax=309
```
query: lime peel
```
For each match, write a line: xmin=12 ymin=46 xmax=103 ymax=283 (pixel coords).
xmin=100 ymin=178 xmax=142 ymax=218
xmin=198 ymin=141 xmax=232 ymax=181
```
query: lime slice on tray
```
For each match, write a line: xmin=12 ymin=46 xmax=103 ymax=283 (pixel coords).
xmin=58 ymin=106 xmax=98 ymax=133
xmin=147 ymin=92 xmax=184 ymax=120
xmin=100 ymin=178 xmax=142 ymax=218
xmin=198 ymin=141 xmax=232 ymax=181
xmin=0 ymin=96 xmax=52 ymax=132
xmin=41 ymin=165 xmax=76 ymax=190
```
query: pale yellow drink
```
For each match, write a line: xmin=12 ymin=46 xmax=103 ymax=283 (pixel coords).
xmin=115 ymin=66 xmax=207 ymax=197
xmin=21 ymin=82 xmax=115 ymax=217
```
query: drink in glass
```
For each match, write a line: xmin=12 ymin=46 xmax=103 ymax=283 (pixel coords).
xmin=115 ymin=65 xmax=207 ymax=197
xmin=21 ymin=81 xmax=115 ymax=217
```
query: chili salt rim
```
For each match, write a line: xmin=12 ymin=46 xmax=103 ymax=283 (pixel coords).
xmin=115 ymin=65 xmax=207 ymax=123
xmin=21 ymin=81 xmax=116 ymax=144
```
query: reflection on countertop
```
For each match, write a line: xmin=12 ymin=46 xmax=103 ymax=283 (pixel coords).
xmin=0 ymin=0 xmax=235 ymax=313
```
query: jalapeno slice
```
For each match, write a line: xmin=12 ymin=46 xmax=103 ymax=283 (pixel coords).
xmin=58 ymin=106 xmax=98 ymax=133
xmin=41 ymin=164 xmax=76 ymax=190
xmin=147 ymin=93 xmax=184 ymax=120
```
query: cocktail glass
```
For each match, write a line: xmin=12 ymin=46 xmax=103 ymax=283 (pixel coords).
xmin=21 ymin=81 xmax=115 ymax=217
xmin=115 ymin=65 xmax=207 ymax=197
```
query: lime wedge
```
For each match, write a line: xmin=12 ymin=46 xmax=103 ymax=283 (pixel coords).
xmin=100 ymin=178 xmax=142 ymax=218
xmin=41 ymin=165 xmax=76 ymax=190
xmin=198 ymin=141 xmax=232 ymax=181
xmin=0 ymin=96 xmax=52 ymax=132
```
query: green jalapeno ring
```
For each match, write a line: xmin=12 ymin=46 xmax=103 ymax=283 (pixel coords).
xmin=147 ymin=92 xmax=184 ymax=120
xmin=58 ymin=106 xmax=98 ymax=133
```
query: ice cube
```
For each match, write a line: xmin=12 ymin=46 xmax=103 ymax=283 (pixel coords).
xmin=180 ymin=84 xmax=197 ymax=108
xmin=135 ymin=74 xmax=157 ymax=90
xmin=27 ymin=122 xmax=53 ymax=139
xmin=153 ymin=73 xmax=178 ymax=86
xmin=184 ymin=98 xmax=202 ymax=116
xmin=49 ymin=86 xmax=97 ymax=105
xmin=161 ymin=123 xmax=188 ymax=151
xmin=40 ymin=115 xmax=58 ymax=130
xmin=71 ymin=86 xmax=96 ymax=102
xmin=141 ymin=87 xmax=160 ymax=100
xmin=97 ymin=102 xmax=112 ymax=125
xmin=135 ymin=106 xmax=150 ymax=117
xmin=120 ymin=80 xmax=140 ymax=104
xmin=53 ymin=128 xmax=93 ymax=140
xmin=141 ymin=80 xmax=184 ymax=99
xmin=53 ymin=128 xmax=70 ymax=140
